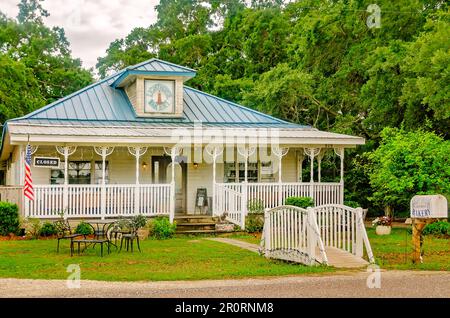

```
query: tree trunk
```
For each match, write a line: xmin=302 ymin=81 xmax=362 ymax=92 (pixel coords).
xmin=384 ymin=205 xmax=393 ymax=217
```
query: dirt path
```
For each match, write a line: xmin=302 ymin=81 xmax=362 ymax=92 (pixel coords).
xmin=0 ymin=271 xmax=448 ymax=298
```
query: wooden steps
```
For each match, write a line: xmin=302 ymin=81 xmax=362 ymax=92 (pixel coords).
xmin=175 ymin=215 xmax=226 ymax=234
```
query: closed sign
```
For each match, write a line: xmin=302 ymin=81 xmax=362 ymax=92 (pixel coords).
xmin=410 ymin=195 xmax=448 ymax=218
xmin=34 ymin=157 xmax=60 ymax=168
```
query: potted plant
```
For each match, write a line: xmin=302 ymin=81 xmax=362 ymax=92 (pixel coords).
xmin=132 ymin=214 xmax=149 ymax=240
xmin=372 ymin=216 xmax=392 ymax=235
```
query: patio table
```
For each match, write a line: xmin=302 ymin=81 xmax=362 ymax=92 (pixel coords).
xmin=71 ymin=220 xmax=117 ymax=256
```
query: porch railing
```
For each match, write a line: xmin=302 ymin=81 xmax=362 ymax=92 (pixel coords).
xmin=24 ymin=184 xmax=172 ymax=219
xmin=214 ymin=182 xmax=343 ymax=229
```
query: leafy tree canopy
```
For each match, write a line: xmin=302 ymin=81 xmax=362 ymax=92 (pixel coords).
xmin=367 ymin=127 xmax=450 ymax=214
xmin=0 ymin=0 xmax=93 ymax=123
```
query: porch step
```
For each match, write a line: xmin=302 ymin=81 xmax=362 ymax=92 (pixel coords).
xmin=174 ymin=214 xmax=228 ymax=234
xmin=176 ymin=222 xmax=216 ymax=232
xmin=176 ymin=229 xmax=219 ymax=234
xmin=174 ymin=215 xmax=220 ymax=224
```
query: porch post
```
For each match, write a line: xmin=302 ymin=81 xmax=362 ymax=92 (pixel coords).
xmin=206 ymin=146 xmax=223 ymax=218
xmin=128 ymin=146 xmax=147 ymax=215
xmin=317 ymin=150 xmax=324 ymax=183
xmin=297 ymin=150 xmax=304 ymax=182
xmin=94 ymin=147 xmax=114 ymax=219
xmin=334 ymin=147 xmax=345 ymax=204
xmin=56 ymin=146 xmax=77 ymax=218
xmin=237 ymin=146 xmax=255 ymax=221
xmin=273 ymin=147 xmax=289 ymax=206
xmin=164 ymin=146 xmax=181 ymax=223
xmin=212 ymin=148 xmax=217 ymax=216
xmin=304 ymin=148 xmax=320 ymax=205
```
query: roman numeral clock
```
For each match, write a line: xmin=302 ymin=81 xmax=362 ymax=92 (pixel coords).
xmin=144 ymin=80 xmax=175 ymax=114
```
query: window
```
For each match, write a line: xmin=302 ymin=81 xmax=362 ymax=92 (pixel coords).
xmin=50 ymin=161 xmax=108 ymax=185
xmin=223 ymin=162 xmax=237 ymax=183
xmin=238 ymin=162 xmax=258 ymax=182
xmin=260 ymin=161 xmax=275 ymax=182
xmin=68 ymin=161 xmax=91 ymax=184
xmin=224 ymin=162 xmax=259 ymax=183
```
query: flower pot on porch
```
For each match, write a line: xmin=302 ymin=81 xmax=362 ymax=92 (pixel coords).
xmin=375 ymin=225 xmax=391 ymax=235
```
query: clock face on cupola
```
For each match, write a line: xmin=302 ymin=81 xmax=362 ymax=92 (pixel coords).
xmin=144 ymin=80 xmax=175 ymax=113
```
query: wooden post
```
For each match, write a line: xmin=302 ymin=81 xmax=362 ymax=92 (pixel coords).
xmin=355 ymin=207 xmax=364 ymax=258
xmin=128 ymin=146 xmax=147 ymax=216
xmin=307 ymin=207 xmax=316 ymax=264
xmin=94 ymin=147 xmax=114 ymax=220
xmin=304 ymin=148 xmax=319 ymax=205
xmin=212 ymin=148 xmax=217 ymax=216
xmin=297 ymin=150 xmax=304 ymax=182
xmin=56 ymin=146 xmax=77 ymax=219
xmin=334 ymin=147 xmax=345 ymax=204
xmin=264 ymin=208 xmax=271 ymax=251
xmin=170 ymin=147 xmax=176 ymax=223
xmin=412 ymin=219 xmax=429 ymax=264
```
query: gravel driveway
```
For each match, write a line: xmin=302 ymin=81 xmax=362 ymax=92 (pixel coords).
xmin=0 ymin=271 xmax=449 ymax=298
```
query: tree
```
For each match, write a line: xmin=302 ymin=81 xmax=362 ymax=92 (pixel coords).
xmin=0 ymin=1 xmax=93 ymax=123
xmin=367 ymin=128 xmax=450 ymax=216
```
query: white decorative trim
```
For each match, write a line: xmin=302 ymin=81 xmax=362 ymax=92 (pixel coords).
xmin=94 ymin=146 xmax=114 ymax=157
xmin=272 ymin=147 xmax=289 ymax=158
xmin=55 ymin=146 xmax=77 ymax=157
xmin=237 ymin=145 xmax=256 ymax=158
xmin=128 ymin=146 xmax=148 ymax=157
xmin=304 ymin=147 xmax=320 ymax=158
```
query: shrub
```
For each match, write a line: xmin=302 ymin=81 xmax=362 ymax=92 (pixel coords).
xmin=423 ymin=221 xmax=450 ymax=237
xmin=245 ymin=214 xmax=264 ymax=233
xmin=247 ymin=199 xmax=264 ymax=214
xmin=0 ymin=202 xmax=20 ymax=235
xmin=25 ymin=218 xmax=42 ymax=239
xmin=284 ymin=196 xmax=314 ymax=208
xmin=151 ymin=217 xmax=176 ymax=239
xmin=40 ymin=222 xmax=57 ymax=237
xmin=132 ymin=214 xmax=147 ymax=229
xmin=75 ymin=221 xmax=93 ymax=235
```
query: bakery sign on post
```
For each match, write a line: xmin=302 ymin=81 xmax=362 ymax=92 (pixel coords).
xmin=33 ymin=157 xmax=60 ymax=168
xmin=410 ymin=194 xmax=448 ymax=263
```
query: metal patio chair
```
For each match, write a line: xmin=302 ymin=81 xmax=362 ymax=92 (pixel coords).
xmin=54 ymin=219 xmax=85 ymax=253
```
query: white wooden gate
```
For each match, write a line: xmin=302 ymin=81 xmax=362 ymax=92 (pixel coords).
xmin=260 ymin=204 xmax=375 ymax=266
xmin=260 ymin=205 xmax=328 ymax=265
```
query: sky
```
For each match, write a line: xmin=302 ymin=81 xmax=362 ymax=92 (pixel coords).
xmin=1 ymin=0 xmax=159 ymax=70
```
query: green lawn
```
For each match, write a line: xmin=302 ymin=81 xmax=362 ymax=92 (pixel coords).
xmin=0 ymin=237 xmax=333 ymax=281
xmin=366 ymin=227 xmax=450 ymax=271
xmin=231 ymin=228 xmax=450 ymax=271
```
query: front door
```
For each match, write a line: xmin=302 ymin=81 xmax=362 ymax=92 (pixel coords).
xmin=151 ymin=156 xmax=187 ymax=214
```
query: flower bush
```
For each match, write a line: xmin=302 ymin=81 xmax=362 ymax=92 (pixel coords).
xmin=372 ymin=216 xmax=392 ymax=227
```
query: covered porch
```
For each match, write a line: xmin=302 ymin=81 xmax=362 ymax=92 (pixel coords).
xmin=4 ymin=141 xmax=348 ymax=229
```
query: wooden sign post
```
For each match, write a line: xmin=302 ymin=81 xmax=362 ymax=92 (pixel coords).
xmin=410 ymin=195 xmax=448 ymax=264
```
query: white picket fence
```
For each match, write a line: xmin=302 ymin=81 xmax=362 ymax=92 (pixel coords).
xmin=260 ymin=204 xmax=375 ymax=265
xmin=24 ymin=184 xmax=172 ymax=219
xmin=214 ymin=182 xmax=343 ymax=228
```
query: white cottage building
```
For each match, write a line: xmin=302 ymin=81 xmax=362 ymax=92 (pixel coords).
xmin=0 ymin=58 xmax=364 ymax=228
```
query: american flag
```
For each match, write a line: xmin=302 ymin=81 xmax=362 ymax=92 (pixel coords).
xmin=23 ymin=144 xmax=34 ymax=200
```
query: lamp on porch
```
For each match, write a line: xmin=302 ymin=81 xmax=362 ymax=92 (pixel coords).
xmin=193 ymin=162 xmax=199 ymax=169
xmin=142 ymin=161 xmax=148 ymax=170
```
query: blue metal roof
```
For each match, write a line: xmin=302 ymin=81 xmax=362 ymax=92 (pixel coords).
xmin=9 ymin=58 xmax=306 ymax=128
